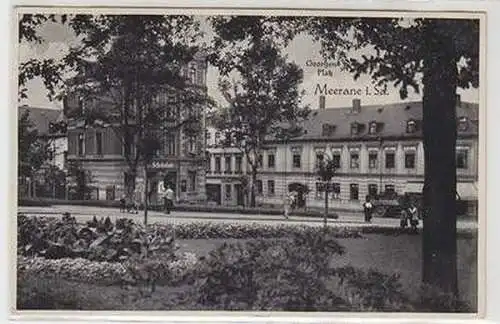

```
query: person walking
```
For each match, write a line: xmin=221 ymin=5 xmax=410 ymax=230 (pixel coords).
xmin=283 ymin=192 xmax=293 ymax=219
xmin=158 ymin=179 xmax=167 ymax=213
xmin=363 ymin=196 xmax=373 ymax=223
xmin=165 ymin=185 xmax=175 ymax=214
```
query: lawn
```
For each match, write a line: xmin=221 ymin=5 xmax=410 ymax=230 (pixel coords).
xmin=18 ymin=215 xmax=477 ymax=310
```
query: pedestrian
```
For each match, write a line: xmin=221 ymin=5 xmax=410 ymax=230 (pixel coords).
xmin=363 ymin=196 xmax=373 ymax=223
xmin=165 ymin=185 xmax=175 ymax=214
xmin=158 ymin=179 xmax=167 ymax=211
xmin=408 ymin=204 xmax=419 ymax=230
xmin=283 ymin=193 xmax=291 ymax=219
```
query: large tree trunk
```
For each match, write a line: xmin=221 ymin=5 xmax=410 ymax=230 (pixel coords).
xmin=421 ymin=20 xmax=459 ymax=297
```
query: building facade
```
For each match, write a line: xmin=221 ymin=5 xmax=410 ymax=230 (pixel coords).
xmin=65 ymin=53 xmax=208 ymax=203
xmin=205 ymin=96 xmax=479 ymax=210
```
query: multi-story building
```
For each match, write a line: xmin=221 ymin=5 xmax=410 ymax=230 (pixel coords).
xmin=64 ymin=52 xmax=208 ymax=203
xmin=206 ymin=95 xmax=479 ymax=210
xmin=18 ymin=105 xmax=68 ymax=198
xmin=205 ymin=125 xmax=247 ymax=206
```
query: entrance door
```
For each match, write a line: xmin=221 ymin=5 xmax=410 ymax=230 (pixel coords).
xmin=235 ymin=184 xmax=244 ymax=206
xmin=288 ymin=183 xmax=308 ymax=208
xmin=206 ymin=184 xmax=221 ymax=205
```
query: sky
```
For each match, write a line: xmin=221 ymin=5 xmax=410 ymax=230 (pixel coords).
xmin=18 ymin=16 xmax=480 ymax=111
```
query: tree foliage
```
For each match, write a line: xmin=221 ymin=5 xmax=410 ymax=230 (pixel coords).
xmin=18 ymin=110 xmax=51 ymax=178
xmin=209 ymin=16 xmax=312 ymax=206
xmin=307 ymin=16 xmax=480 ymax=296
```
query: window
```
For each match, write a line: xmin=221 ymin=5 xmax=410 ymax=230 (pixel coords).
xmin=368 ymin=184 xmax=378 ymax=197
xmin=225 ymin=184 xmax=232 ymax=200
xmin=315 ymin=182 xmax=324 ymax=199
xmin=385 ymin=152 xmax=395 ymax=169
xmin=385 ymin=184 xmax=395 ymax=193
xmin=180 ymin=180 xmax=187 ymax=193
xmin=322 ymin=124 xmax=336 ymax=137
xmin=332 ymin=153 xmax=341 ymax=168
xmin=78 ymin=133 xmax=85 ymax=156
xmin=205 ymin=130 xmax=211 ymax=143
xmin=369 ymin=121 xmax=378 ymax=134
xmin=405 ymin=152 xmax=416 ymax=169
xmin=166 ymin=135 xmax=176 ymax=156
xmin=267 ymin=154 xmax=275 ymax=168
xmin=235 ymin=155 xmax=242 ymax=173
xmin=368 ymin=152 xmax=378 ymax=169
xmin=206 ymin=153 xmax=212 ymax=173
xmin=406 ymin=120 xmax=417 ymax=133
xmin=316 ymin=152 xmax=324 ymax=167
xmin=331 ymin=183 xmax=341 ymax=199
xmin=96 ymin=132 xmax=103 ymax=155
xmin=215 ymin=132 xmax=221 ymax=145
xmin=293 ymin=153 xmax=301 ymax=168
xmin=267 ymin=180 xmax=275 ymax=196
xmin=351 ymin=122 xmax=359 ymax=135
xmin=457 ymin=149 xmax=468 ymax=169
xmin=458 ymin=117 xmax=469 ymax=131
xmin=256 ymin=180 xmax=263 ymax=195
xmin=189 ymin=64 xmax=197 ymax=84
xmin=188 ymin=136 xmax=196 ymax=153
xmin=225 ymin=156 xmax=232 ymax=173
xmin=350 ymin=184 xmax=359 ymax=200
xmin=350 ymin=152 xmax=360 ymax=169
xmin=189 ymin=171 xmax=196 ymax=191
xmin=258 ymin=154 xmax=263 ymax=168
xmin=215 ymin=156 xmax=221 ymax=173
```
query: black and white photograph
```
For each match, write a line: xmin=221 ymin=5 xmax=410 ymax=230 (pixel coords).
xmin=13 ymin=8 xmax=484 ymax=315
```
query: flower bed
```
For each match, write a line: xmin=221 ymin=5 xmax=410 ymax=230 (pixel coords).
xmin=17 ymin=252 xmax=198 ymax=287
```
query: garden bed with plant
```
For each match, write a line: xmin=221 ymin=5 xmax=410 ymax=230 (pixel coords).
xmin=17 ymin=214 xmax=476 ymax=312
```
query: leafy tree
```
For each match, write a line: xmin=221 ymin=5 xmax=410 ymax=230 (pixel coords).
xmin=308 ymin=17 xmax=479 ymax=297
xmin=57 ymin=15 xmax=209 ymax=224
xmin=18 ymin=14 xmax=69 ymax=100
xmin=18 ymin=110 xmax=52 ymax=179
xmin=209 ymin=16 xmax=311 ymax=207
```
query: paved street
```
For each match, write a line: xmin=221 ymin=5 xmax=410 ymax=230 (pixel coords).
xmin=17 ymin=204 xmax=478 ymax=230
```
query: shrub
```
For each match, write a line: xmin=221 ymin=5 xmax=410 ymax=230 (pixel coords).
xmin=192 ymin=234 xmax=353 ymax=311
xmin=18 ymin=214 xmax=178 ymax=262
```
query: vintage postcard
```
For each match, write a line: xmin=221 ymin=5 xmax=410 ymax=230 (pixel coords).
xmin=11 ymin=5 xmax=486 ymax=321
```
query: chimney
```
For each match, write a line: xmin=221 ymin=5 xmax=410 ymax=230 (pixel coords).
xmin=319 ymin=95 xmax=326 ymax=110
xmin=456 ymin=94 xmax=461 ymax=108
xmin=352 ymin=98 xmax=361 ymax=114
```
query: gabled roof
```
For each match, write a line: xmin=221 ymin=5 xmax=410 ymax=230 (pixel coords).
xmin=281 ymin=100 xmax=479 ymax=142
xmin=18 ymin=105 xmax=65 ymax=136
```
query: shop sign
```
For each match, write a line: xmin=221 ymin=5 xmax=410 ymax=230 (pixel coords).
xmin=150 ymin=161 xmax=175 ymax=169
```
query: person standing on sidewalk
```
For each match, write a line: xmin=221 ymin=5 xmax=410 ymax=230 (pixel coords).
xmin=283 ymin=192 xmax=292 ymax=219
xmin=165 ymin=185 xmax=175 ymax=214
xmin=363 ymin=196 xmax=373 ymax=223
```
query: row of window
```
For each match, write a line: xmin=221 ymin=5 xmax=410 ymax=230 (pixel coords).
xmin=249 ymin=180 xmax=395 ymax=201
xmin=75 ymin=132 xmax=178 ymax=157
xmin=208 ymin=149 xmax=469 ymax=173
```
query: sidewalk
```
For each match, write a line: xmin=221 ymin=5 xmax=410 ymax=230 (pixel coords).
xmin=18 ymin=204 xmax=478 ymax=230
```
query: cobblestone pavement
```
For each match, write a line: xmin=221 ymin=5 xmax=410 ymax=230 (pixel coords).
xmin=18 ymin=205 xmax=478 ymax=230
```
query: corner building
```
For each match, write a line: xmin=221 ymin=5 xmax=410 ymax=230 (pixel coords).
xmin=65 ymin=53 xmax=208 ymax=204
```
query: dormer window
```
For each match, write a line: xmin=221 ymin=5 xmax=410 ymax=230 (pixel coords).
xmin=322 ymin=124 xmax=336 ymax=137
xmin=458 ymin=116 xmax=469 ymax=131
xmin=351 ymin=122 xmax=359 ymax=135
xmin=369 ymin=121 xmax=378 ymax=135
xmin=406 ymin=120 xmax=417 ymax=133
